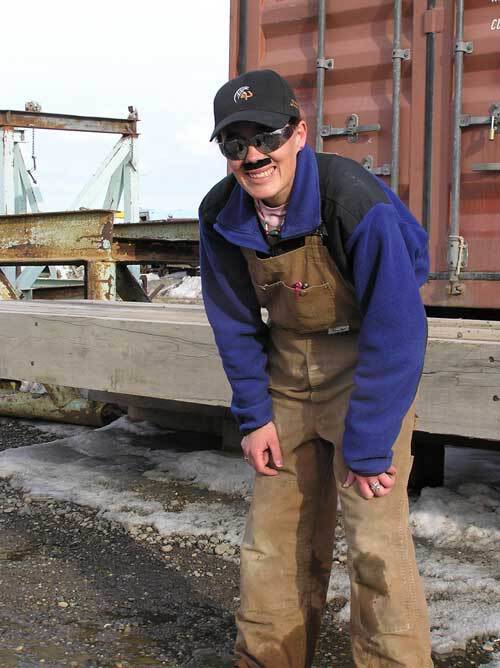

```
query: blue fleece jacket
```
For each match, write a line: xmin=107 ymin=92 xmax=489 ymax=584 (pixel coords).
xmin=199 ymin=145 xmax=429 ymax=475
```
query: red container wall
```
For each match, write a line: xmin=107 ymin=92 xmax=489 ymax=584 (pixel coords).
xmin=229 ymin=0 xmax=500 ymax=310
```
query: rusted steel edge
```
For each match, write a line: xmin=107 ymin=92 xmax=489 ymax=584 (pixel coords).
xmin=0 ymin=270 xmax=22 ymax=300
xmin=0 ymin=211 xmax=201 ymax=265
xmin=0 ymin=110 xmax=138 ymax=135
xmin=0 ymin=210 xmax=199 ymax=273
xmin=112 ymin=241 xmax=199 ymax=264
xmin=86 ymin=262 xmax=117 ymax=301
xmin=0 ymin=210 xmax=114 ymax=264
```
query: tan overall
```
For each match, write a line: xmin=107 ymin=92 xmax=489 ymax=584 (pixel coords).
xmin=235 ymin=234 xmax=432 ymax=668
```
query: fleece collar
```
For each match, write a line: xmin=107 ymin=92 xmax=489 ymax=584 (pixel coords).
xmin=214 ymin=144 xmax=321 ymax=253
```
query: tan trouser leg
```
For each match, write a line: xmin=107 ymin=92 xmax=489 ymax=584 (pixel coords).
xmin=235 ymin=398 xmax=336 ymax=668
xmin=333 ymin=408 xmax=433 ymax=668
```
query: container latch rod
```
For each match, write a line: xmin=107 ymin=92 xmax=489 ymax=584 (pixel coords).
xmin=361 ymin=155 xmax=391 ymax=176
xmin=447 ymin=235 xmax=468 ymax=296
xmin=463 ymin=104 xmax=500 ymax=170
xmin=489 ymin=104 xmax=500 ymax=140
xmin=471 ymin=163 xmax=500 ymax=172
xmin=321 ymin=113 xmax=381 ymax=143
xmin=460 ymin=103 xmax=500 ymax=133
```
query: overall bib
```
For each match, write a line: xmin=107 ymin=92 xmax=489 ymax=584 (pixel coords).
xmin=235 ymin=233 xmax=432 ymax=668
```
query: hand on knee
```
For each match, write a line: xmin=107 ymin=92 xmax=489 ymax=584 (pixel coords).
xmin=342 ymin=466 xmax=397 ymax=499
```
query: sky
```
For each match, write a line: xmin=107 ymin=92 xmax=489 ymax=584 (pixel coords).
xmin=0 ymin=0 xmax=230 ymax=218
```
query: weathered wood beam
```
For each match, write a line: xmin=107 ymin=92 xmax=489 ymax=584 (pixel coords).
xmin=418 ymin=336 xmax=500 ymax=440
xmin=0 ymin=301 xmax=230 ymax=406
xmin=0 ymin=281 xmax=118 ymax=426
xmin=0 ymin=304 xmax=498 ymax=440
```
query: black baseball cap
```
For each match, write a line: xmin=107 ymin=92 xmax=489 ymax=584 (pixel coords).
xmin=210 ymin=69 xmax=300 ymax=141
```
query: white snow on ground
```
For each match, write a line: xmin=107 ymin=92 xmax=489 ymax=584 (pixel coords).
xmin=0 ymin=417 xmax=499 ymax=655
xmin=145 ymin=450 xmax=254 ymax=498
xmin=147 ymin=273 xmax=202 ymax=301
xmin=408 ymin=447 xmax=500 ymax=653
xmin=410 ymin=482 xmax=499 ymax=551
xmin=415 ymin=542 xmax=500 ymax=654
xmin=166 ymin=275 xmax=202 ymax=300
xmin=0 ymin=417 xmax=248 ymax=546
xmin=481 ymin=658 xmax=500 ymax=668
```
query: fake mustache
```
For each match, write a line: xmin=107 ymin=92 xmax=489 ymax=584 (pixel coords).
xmin=243 ymin=157 xmax=272 ymax=172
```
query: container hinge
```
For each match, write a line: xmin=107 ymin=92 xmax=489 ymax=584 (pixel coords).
xmin=321 ymin=114 xmax=381 ymax=143
xmin=361 ymin=155 xmax=391 ymax=176
xmin=455 ymin=40 xmax=473 ymax=54
xmin=316 ymin=57 xmax=334 ymax=71
xmin=392 ymin=48 xmax=411 ymax=61
xmin=447 ymin=235 xmax=468 ymax=295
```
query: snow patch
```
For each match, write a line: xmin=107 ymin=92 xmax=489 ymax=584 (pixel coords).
xmin=0 ymin=417 xmax=247 ymax=547
xmin=0 ymin=425 xmax=499 ymax=654
xmin=480 ymin=656 xmax=500 ymax=668
xmin=410 ymin=483 xmax=500 ymax=552
xmin=145 ymin=449 xmax=253 ymax=497
xmin=417 ymin=543 xmax=500 ymax=653
xmin=100 ymin=414 xmax=169 ymax=436
xmin=166 ymin=275 xmax=202 ymax=300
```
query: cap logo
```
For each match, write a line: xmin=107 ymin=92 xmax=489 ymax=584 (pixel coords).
xmin=234 ymin=86 xmax=254 ymax=103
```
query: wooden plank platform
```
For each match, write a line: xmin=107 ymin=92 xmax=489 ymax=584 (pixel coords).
xmin=419 ymin=318 xmax=500 ymax=440
xmin=0 ymin=301 xmax=230 ymax=407
xmin=0 ymin=301 xmax=498 ymax=441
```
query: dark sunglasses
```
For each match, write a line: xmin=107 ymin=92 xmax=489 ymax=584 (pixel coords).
xmin=218 ymin=124 xmax=294 ymax=161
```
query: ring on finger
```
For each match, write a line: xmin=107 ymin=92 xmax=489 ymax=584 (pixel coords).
xmin=369 ymin=481 xmax=382 ymax=493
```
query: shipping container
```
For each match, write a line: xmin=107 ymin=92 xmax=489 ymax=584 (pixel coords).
xmin=227 ymin=1 xmax=500 ymax=475
xmin=229 ymin=0 xmax=500 ymax=311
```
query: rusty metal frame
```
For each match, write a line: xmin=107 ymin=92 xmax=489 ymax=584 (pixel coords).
xmin=0 ymin=210 xmax=114 ymax=263
xmin=0 ymin=210 xmax=200 ymax=301
xmin=1 ymin=106 xmax=141 ymax=293
xmin=0 ymin=110 xmax=138 ymax=136
xmin=114 ymin=220 xmax=199 ymax=242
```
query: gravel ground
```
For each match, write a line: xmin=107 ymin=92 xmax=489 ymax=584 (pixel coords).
xmin=0 ymin=419 xmax=498 ymax=667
